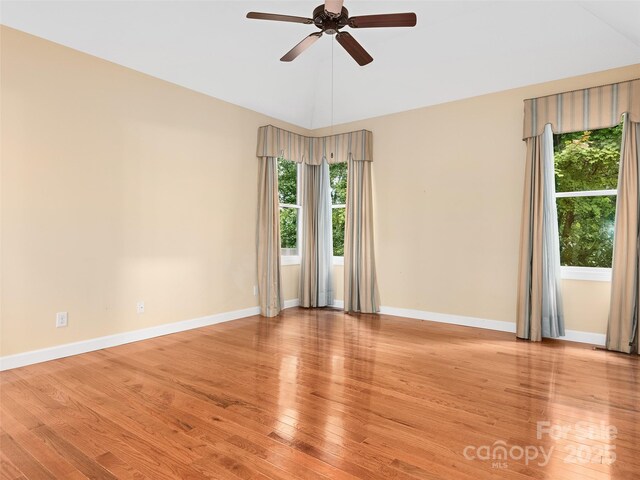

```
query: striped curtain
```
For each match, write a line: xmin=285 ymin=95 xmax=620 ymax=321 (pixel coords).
xmin=257 ymin=157 xmax=283 ymax=317
xmin=256 ymin=125 xmax=377 ymax=315
xmin=516 ymin=125 xmax=565 ymax=340
xmin=299 ymin=160 xmax=334 ymax=307
xmin=344 ymin=157 xmax=380 ymax=313
xmin=520 ymin=78 xmax=640 ymax=347
xmin=256 ymin=125 xmax=373 ymax=164
xmin=523 ymin=78 xmax=640 ymax=139
xmin=607 ymin=114 xmax=640 ymax=354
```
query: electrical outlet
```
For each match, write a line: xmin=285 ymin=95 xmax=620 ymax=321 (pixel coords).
xmin=56 ymin=312 xmax=68 ymax=328
xmin=253 ymin=285 xmax=258 ymax=296
xmin=136 ymin=301 xmax=145 ymax=314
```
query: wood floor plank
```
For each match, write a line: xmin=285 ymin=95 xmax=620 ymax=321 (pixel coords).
xmin=0 ymin=449 xmax=26 ymax=480
xmin=0 ymin=431 xmax=57 ymax=480
xmin=1 ymin=308 xmax=638 ymax=479
xmin=0 ymin=407 xmax=86 ymax=480
xmin=94 ymin=451 xmax=147 ymax=480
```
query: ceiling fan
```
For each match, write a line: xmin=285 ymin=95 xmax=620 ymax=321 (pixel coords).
xmin=246 ymin=0 xmax=417 ymax=66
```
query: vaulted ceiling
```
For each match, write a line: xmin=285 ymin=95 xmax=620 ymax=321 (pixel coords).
xmin=3 ymin=1 xmax=640 ymax=129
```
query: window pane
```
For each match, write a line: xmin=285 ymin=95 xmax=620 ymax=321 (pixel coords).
xmin=280 ymin=207 xmax=298 ymax=253
xmin=332 ymin=207 xmax=345 ymax=257
xmin=329 ymin=162 xmax=347 ymax=205
xmin=278 ymin=159 xmax=297 ymax=204
xmin=557 ymin=196 xmax=616 ymax=268
xmin=554 ymin=124 xmax=622 ymax=192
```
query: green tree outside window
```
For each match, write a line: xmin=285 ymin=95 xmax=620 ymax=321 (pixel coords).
xmin=330 ymin=162 xmax=347 ymax=257
xmin=554 ymin=123 xmax=622 ymax=268
xmin=278 ymin=159 xmax=299 ymax=252
xmin=277 ymin=159 xmax=348 ymax=258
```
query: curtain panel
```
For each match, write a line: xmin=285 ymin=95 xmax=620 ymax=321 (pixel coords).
xmin=516 ymin=125 xmax=564 ymax=340
xmin=607 ymin=115 xmax=640 ymax=354
xmin=299 ymin=160 xmax=334 ymax=307
xmin=523 ymin=78 xmax=640 ymax=139
xmin=256 ymin=125 xmax=373 ymax=164
xmin=344 ymin=157 xmax=380 ymax=313
xmin=256 ymin=157 xmax=283 ymax=317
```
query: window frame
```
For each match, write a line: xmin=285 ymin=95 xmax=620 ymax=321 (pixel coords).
xmin=278 ymin=160 xmax=302 ymax=265
xmin=278 ymin=160 xmax=347 ymax=266
xmin=331 ymin=204 xmax=346 ymax=265
xmin=555 ymin=186 xmax=617 ymax=281
xmin=329 ymin=162 xmax=347 ymax=263
xmin=553 ymin=122 xmax=624 ymax=281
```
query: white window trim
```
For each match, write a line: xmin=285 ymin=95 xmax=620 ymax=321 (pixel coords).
xmin=280 ymin=164 xmax=346 ymax=266
xmin=282 ymin=255 xmax=342 ymax=267
xmin=556 ymin=189 xmax=617 ymax=198
xmin=561 ymin=266 xmax=612 ymax=282
xmin=331 ymin=204 xmax=346 ymax=261
xmin=279 ymin=162 xmax=302 ymax=262
xmin=279 ymin=204 xmax=301 ymax=262
xmin=281 ymin=255 xmax=301 ymax=266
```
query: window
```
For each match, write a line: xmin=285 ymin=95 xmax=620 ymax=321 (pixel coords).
xmin=554 ymin=123 xmax=622 ymax=279
xmin=330 ymin=162 xmax=347 ymax=261
xmin=278 ymin=159 xmax=347 ymax=265
xmin=278 ymin=159 xmax=300 ymax=260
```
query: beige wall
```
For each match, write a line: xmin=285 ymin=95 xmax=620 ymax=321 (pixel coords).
xmin=562 ymin=280 xmax=613 ymax=334
xmin=312 ymin=63 xmax=640 ymax=335
xmin=281 ymin=265 xmax=300 ymax=302
xmin=0 ymin=27 xmax=309 ymax=356
xmin=2 ymin=26 xmax=638 ymax=358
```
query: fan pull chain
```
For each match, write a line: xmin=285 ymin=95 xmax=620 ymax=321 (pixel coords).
xmin=331 ymin=35 xmax=335 ymax=137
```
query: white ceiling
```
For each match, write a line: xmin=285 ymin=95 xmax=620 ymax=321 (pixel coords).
xmin=2 ymin=1 xmax=640 ymax=129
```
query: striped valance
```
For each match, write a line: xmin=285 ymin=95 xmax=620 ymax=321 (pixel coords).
xmin=523 ymin=78 xmax=640 ymax=139
xmin=256 ymin=125 xmax=373 ymax=164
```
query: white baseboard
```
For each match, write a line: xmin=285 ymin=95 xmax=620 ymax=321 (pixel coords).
xmin=0 ymin=299 xmax=607 ymax=371
xmin=0 ymin=301 xmax=305 ymax=371
xmin=379 ymin=305 xmax=606 ymax=346
xmin=0 ymin=306 xmax=260 ymax=371
xmin=379 ymin=305 xmax=517 ymax=332
xmin=283 ymin=298 xmax=300 ymax=308
xmin=561 ymin=329 xmax=606 ymax=346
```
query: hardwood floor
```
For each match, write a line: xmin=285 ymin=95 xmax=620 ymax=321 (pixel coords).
xmin=1 ymin=308 xmax=638 ymax=479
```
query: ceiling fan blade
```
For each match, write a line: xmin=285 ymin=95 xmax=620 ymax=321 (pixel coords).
xmin=246 ymin=12 xmax=313 ymax=25
xmin=335 ymin=32 xmax=373 ymax=66
xmin=349 ymin=13 xmax=417 ymax=28
xmin=281 ymin=33 xmax=323 ymax=62
xmin=324 ymin=0 xmax=344 ymax=16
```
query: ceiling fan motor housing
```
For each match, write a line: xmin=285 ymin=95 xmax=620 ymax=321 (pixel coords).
xmin=314 ymin=5 xmax=349 ymax=34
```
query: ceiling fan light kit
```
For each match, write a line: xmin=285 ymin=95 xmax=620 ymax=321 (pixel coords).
xmin=324 ymin=0 xmax=344 ymax=18
xmin=247 ymin=1 xmax=417 ymax=66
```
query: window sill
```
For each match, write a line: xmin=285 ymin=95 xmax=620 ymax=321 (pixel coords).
xmin=280 ymin=256 xmax=343 ymax=266
xmin=281 ymin=256 xmax=300 ymax=266
xmin=561 ymin=266 xmax=611 ymax=282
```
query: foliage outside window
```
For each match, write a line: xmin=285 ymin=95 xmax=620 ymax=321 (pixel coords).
xmin=554 ymin=123 xmax=622 ymax=268
xmin=278 ymin=159 xmax=300 ymax=256
xmin=330 ymin=162 xmax=347 ymax=257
